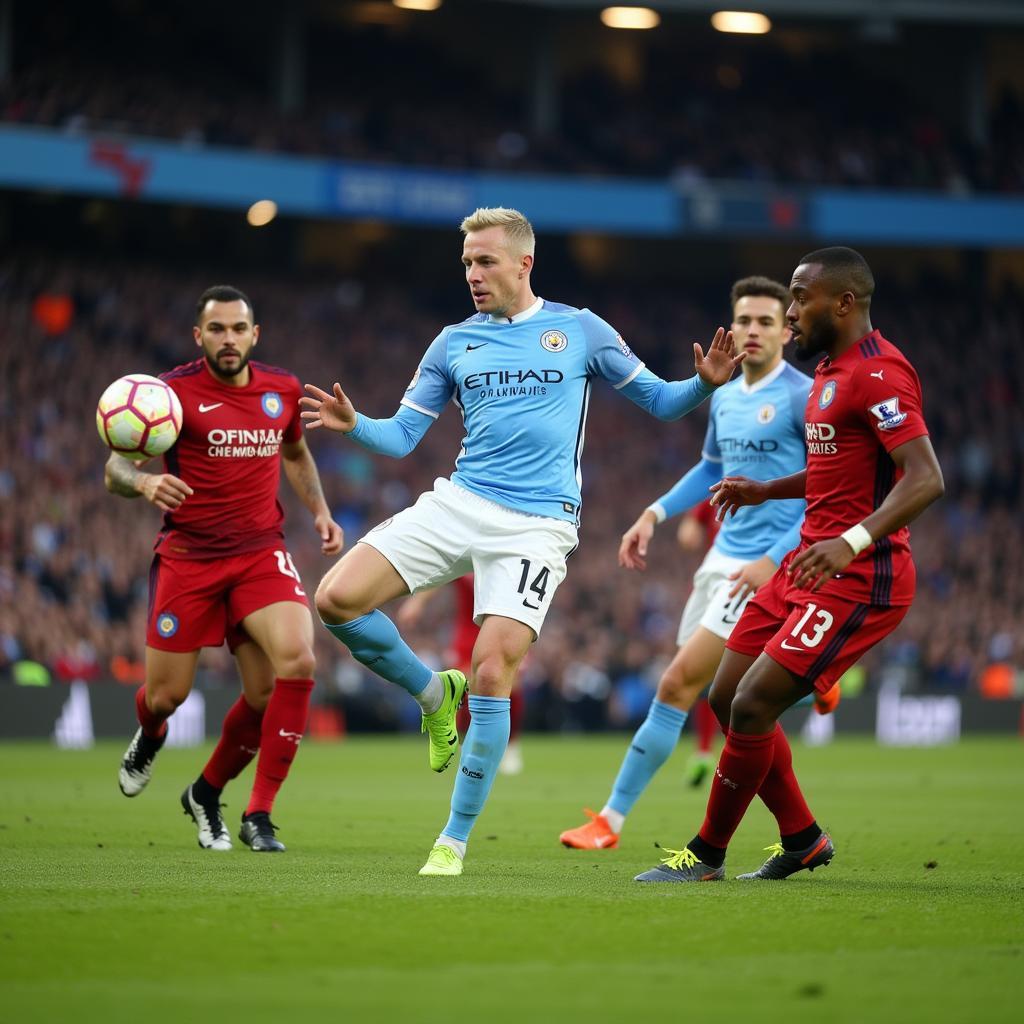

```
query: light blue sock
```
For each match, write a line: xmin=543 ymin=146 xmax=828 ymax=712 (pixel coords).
xmin=441 ymin=695 xmax=511 ymax=844
xmin=607 ymin=700 xmax=688 ymax=817
xmin=322 ymin=610 xmax=432 ymax=696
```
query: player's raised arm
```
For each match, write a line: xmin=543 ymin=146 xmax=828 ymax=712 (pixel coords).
xmin=104 ymin=452 xmax=193 ymax=512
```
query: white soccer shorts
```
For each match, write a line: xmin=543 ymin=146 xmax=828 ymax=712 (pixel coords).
xmin=360 ymin=477 xmax=578 ymax=639
xmin=676 ymin=546 xmax=756 ymax=645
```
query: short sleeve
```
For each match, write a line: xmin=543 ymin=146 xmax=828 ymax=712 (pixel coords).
xmin=580 ymin=310 xmax=645 ymax=388
xmin=400 ymin=329 xmax=455 ymax=419
xmin=854 ymin=356 xmax=929 ymax=453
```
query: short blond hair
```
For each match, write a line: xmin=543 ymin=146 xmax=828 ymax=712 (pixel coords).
xmin=460 ymin=207 xmax=535 ymax=257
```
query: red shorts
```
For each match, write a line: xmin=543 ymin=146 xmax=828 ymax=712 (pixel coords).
xmin=726 ymin=563 xmax=909 ymax=693
xmin=147 ymin=546 xmax=310 ymax=652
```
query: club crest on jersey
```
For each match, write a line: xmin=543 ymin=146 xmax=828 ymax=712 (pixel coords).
xmin=405 ymin=367 xmax=421 ymax=392
xmin=819 ymin=381 xmax=837 ymax=409
xmin=261 ymin=392 xmax=283 ymax=419
xmin=616 ymin=334 xmax=634 ymax=359
xmin=156 ymin=612 xmax=179 ymax=638
xmin=757 ymin=403 xmax=776 ymax=424
xmin=869 ymin=396 xmax=907 ymax=430
xmin=540 ymin=330 xmax=568 ymax=353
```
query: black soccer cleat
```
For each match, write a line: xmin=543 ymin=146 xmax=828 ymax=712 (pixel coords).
xmin=118 ymin=727 xmax=166 ymax=797
xmin=736 ymin=833 xmax=835 ymax=880
xmin=239 ymin=812 xmax=286 ymax=853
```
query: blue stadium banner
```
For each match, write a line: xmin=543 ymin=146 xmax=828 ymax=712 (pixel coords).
xmin=2 ymin=124 xmax=1024 ymax=245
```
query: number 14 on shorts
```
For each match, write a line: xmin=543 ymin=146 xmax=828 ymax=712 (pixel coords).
xmin=517 ymin=559 xmax=550 ymax=609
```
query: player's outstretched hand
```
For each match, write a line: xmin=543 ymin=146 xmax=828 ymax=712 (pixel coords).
xmin=619 ymin=510 xmax=657 ymax=571
xmin=139 ymin=473 xmax=193 ymax=512
xmin=788 ymin=538 xmax=856 ymax=592
xmin=315 ymin=512 xmax=345 ymax=556
xmin=300 ymin=383 xmax=357 ymax=433
xmin=694 ymin=327 xmax=745 ymax=388
xmin=709 ymin=475 xmax=767 ymax=521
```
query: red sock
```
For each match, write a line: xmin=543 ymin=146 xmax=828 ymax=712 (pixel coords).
xmin=756 ymin=725 xmax=815 ymax=835
xmin=695 ymin=698 xmax=718 ymax=754
xmin=509 ymin=689 xmax=524 ymax=742
xmin=201 ymin=695 xmax=263 ymax=791
xmin=135 ymin=686 xmax=169 ymax=739
xmin=698 ymin=727 xmax=778 ymax=849
xmin=246 ymin=678 xmax=314 ymax=816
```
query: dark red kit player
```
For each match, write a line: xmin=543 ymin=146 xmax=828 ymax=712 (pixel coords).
xmin=105 ymin=285 xmax=343 ymax=852
xmin=635 ymin=247 xmax=944 ymax=883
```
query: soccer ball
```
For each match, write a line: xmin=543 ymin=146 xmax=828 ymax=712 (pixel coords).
xmin=96 ymin=374 xmax=182 ymax=461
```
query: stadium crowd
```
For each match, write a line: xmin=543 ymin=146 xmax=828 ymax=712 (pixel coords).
xmin=2 ymin=258 xmax=1022 ymax=727
xmin=4 ymin=44 xmax=1023 ymax=194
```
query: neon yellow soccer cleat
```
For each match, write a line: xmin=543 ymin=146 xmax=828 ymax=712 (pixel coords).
xmin=418 ymin=844 xmax=464 ymax=876
xmin=421 ymin=669 xmax=468 ymax=772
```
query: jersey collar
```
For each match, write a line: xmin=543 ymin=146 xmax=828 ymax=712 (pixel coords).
xmin=738 ymin=358 xmax=787 ymax=395
xmin=488 ymin=296 xmax=544 ymax=324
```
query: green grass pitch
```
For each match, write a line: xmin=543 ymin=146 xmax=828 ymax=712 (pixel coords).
xmin=1 ymin=735 xmax=1021 ymax=1023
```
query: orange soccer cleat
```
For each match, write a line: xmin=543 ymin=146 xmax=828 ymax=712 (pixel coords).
xmin=559 ymin=808 xmax=619 ymax=850
xmin=813 ymin=684 xmax=842 ymax=715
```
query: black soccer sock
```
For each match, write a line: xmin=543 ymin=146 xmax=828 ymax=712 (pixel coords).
xmin=688 ymin=834 xmax=726 ymax=869
xmin=781 ymin=821 xmax=822 ymax=852
xmin=192 ymin=774 xmax=222 ymax=806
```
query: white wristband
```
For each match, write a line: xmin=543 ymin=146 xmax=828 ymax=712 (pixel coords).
xmin=646 ymin=504 xmax=667 ymax=525
xmin=840 ymin=523 xmax=873 ymax=556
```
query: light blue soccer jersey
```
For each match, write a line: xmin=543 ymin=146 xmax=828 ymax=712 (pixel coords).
xmin=652 ymin=360 xmax=812 ymax=564
xmin=347 ymin=297 xmax=715 ymax=523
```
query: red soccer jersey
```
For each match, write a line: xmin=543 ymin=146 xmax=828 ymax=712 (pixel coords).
xmin=801 ymin=330 xmax=929 ymax=607
xmin=154 ymin=359 xmax=303 ymax=559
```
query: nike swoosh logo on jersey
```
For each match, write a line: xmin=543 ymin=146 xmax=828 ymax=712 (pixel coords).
xmin=780 ymin=638 xmax=804 ymax=651
xmin=466 ymin=343 xmax=488 ymax=350
xmin=198 ymin=402 xmax=224 ymax=412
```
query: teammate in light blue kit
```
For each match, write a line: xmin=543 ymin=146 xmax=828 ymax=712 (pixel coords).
xmin=560 ymin=276 xmax=817 ymax=851
xmin=301 ymin=207 xmax=744 ymax=875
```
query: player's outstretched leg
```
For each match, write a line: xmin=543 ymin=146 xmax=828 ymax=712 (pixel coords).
xmin=316 ymin=545 xmax=460 ymax=771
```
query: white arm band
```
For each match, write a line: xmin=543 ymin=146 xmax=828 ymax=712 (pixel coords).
xmin=840 ymin=523 xmax=873 ymax=556
xmin=646 ymin=504 xmax=667 ymax=525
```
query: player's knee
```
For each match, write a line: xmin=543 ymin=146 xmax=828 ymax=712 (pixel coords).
xmin=472 ymin=655 xmax=516 ymax=698
xmin=656 ymin=664 xmax=696 ymax=705
xmin=276 ymin=646 xmax=316 ymax=680
xmin=314 ymin=577 xmax=353 ymax=624
xmin=147 ymin=686 xmax=188 ymax=717
xmin=728 ymin=688 xmax=772 ymax=734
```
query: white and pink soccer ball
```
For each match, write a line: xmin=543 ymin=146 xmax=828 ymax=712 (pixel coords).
xmin=96 ymin=374 xmax=182 ymax=461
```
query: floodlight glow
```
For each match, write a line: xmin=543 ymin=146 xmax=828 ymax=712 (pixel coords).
xmin=711 ymin=11 xmax=771 ymax=34
xmin=600 ymin=7 xmax=660 ymax=30
xmin=393 ymin=0 xmax=442 ymax=10
xmin=247 ymin=200 xmax=278 ymax=227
